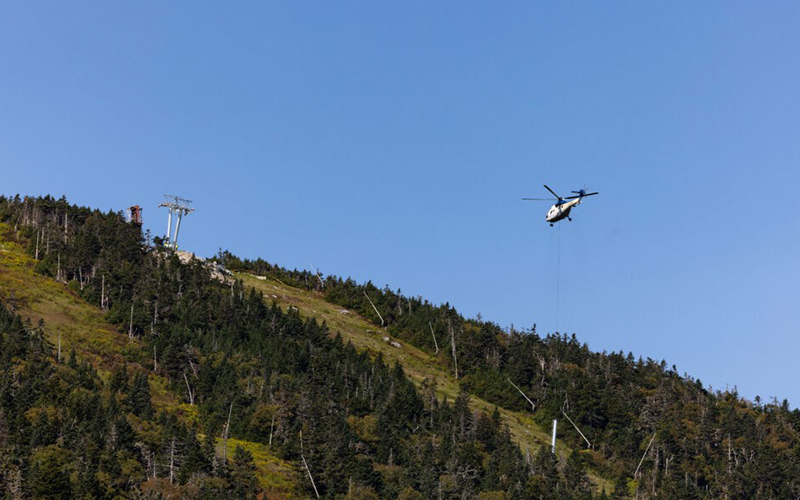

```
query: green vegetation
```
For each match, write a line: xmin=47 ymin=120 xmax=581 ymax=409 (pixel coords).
xmin=220 ymin=437 xmax=301 ymax=498
xmin=237 ymin=272 xmax=594 ymax=484
xmin=0 ymin=222 xmax=128 ymax=370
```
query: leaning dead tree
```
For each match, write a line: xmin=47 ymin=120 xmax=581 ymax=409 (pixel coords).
xmin=222 ymin=403 xmax=233 ymax=462
xmin=308 ymin=262 xmax=325 ymax=289
xmin=183 ymin=372 xmax=195 ymax=405
xmin=363 ymin=291 xmax=384 ymax=326
xmin=429 ymin=322 xmax=439 ymax=354
xmin=634 ymin=432 xmax=657 ymax=478
xmin=561 ymin=408 xmax=591 ymax=449
xmin=507 ymin=378 xmax=535 ymax=411
xmin=301 ymin=454 xmax=320 ymax=498
xmin=300 ymin=430 xmax=320 ymax=498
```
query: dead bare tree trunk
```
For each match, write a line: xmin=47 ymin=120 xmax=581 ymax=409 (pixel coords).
xmin=129 ymin=303 xmax=135 ymax=340
xmin=302 ymin=453 xmax=320 ymax=498
xmin=363 ymin=291 xmax=384 ymax=326
xmin=634 ymin=432 xmax=657 ymax=478
xmin=561 ymin=408 xmax=591 ymax=449
xmin=508 ymin=378 xmax=535 ymax=411
xmin=450 ymin=323 xmax=458 ymax=380
xmin=269 ymin=413 xmax=275 ymax=447
xmin=183 ymin=372 xmax=194 ymax=405
xmin=169 ymin=438 xmax=176 ymax=484
xmin=429 ymin=322 xmax=439 ymax=354
xmin=222 ymin=403 xmax=233 ymax=463
xmin=151 ymin=302 xmax=158 ymax=335
xmin=309 ymin=262 xmax=324 ymax=289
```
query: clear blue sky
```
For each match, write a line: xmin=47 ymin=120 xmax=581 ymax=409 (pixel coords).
xmin=2 ymin=2 xmax=799 ymax=406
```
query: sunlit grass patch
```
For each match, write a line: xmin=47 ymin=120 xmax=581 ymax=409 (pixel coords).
xmin=219 ymin=437 xmax=303 ymax=499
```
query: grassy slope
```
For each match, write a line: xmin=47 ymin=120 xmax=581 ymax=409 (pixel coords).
xmin=239 ymin=273 xmax=614 ymax=492
xmin=0 ymin=224 xmax=130 ymax=372
xmin=220 ymin=438 xmax=303 ymax=500
xmin=0 ymin=224 xmax=304 ymax=498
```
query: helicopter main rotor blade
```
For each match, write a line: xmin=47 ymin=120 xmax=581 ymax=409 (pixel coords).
xmin=564 ymin=192 xmax=599 ymax=200
xmin=521 ymin=198 xmax=556 ymax=201
xmin=543 ymin=185 xmax=561 ymax=199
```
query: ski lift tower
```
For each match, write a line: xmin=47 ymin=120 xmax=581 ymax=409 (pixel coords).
xmin=158 ymin=195 xmax=194 ymax=249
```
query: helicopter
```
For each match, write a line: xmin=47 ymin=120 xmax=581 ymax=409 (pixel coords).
xmin=522 ymin=185 xmax=599 ymax=226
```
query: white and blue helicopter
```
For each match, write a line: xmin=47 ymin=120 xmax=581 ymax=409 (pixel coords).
xmin=523 ymin=185 xmax=599 ymax=226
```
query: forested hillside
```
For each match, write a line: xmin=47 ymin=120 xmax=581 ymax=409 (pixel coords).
xmin=223 ymin=237 xmax=800 ymax=499
xmin=1 ymin=195 xmax=798 ymax=500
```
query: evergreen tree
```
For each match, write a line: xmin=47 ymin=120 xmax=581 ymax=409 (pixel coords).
xmin=229 ymin=445 xmax=259 ymax=500
xmin=129 ymin=372 xmax=153 ymax=418
xmin=27 ymin=445 xmax=72 ymax=500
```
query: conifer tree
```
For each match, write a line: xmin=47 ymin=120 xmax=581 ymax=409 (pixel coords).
xmin=229 ymin=445 xmax=259 ymax=500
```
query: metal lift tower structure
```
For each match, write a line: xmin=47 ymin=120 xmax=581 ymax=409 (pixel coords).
xmin=159 ymin=195 xmax=194 ymax=249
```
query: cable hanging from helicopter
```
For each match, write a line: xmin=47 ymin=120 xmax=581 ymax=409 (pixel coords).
xmin=522 ymin=185 xmax=599 ymax=332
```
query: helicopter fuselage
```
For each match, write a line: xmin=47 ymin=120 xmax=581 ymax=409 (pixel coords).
xmin=546 ymin=198 xmax=581 ymax=224
xmin=523 ymin=185 xmax=598 ymax=226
